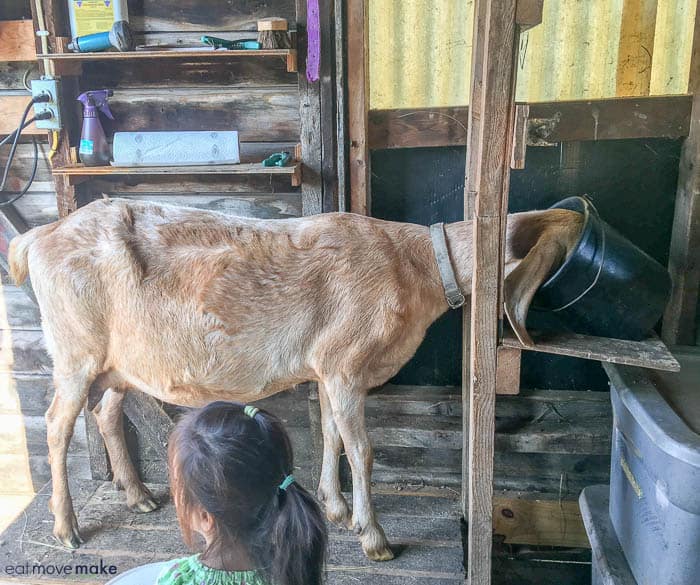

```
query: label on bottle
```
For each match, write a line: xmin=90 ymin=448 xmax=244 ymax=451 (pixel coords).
xmin=79 ymin=139 xmax=94 ymax=155
xmin=70 ymin=0 xmax=116 ymax=37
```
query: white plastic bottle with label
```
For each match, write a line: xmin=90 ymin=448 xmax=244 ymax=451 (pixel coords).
xmin=67 ymin=0 xmax=128 ymax=38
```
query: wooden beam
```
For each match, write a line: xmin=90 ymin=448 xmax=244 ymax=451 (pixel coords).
xmin=464 ymin=1 xmax=519 ymax=582
xmin=296 ymin=0 xmax=323 ymax=216
xmin=347 ymin=0 xmax=370 ymax=215
xmin=0 ymin=20 xmax=37 ymax=62
xmin=334 ymin=0 xmax=348 ymax=211
xmin=495 ymin=347 xmax=521 ymax=395
xmin=0 ymin=95 xmax=42 ymax=135
xmin=122 ymin=391 xmax=173 ymax=461
xmin=29 ymin=0 xmax=80 ymax=218
xmin=510 ymin=105 xmax=529 ymax=170
xmin=367 ymin=95 xmax=692 ymax=150
xmin=320 ymin=0 xmax=340 ymax=212
xmin=515 ymin=0 xmax=544 ymax=32
xmin=616 ymin=0 xmax=659 ymax=97
xmin=662 ymin=7 xmax=700 ymax=346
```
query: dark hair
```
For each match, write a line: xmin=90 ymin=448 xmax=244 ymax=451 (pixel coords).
xmin=168 ymin=401 xmax=327 ymax=585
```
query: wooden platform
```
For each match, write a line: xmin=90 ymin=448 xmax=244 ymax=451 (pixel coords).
xmin=0 ymin=479 xmax=592 ymax=585
xmin=0 ymin=480 xmax=464 ymax=585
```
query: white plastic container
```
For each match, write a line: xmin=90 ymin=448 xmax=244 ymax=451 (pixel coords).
xmin=112 ymin=131 xmax=241 ymax=167
xmin=603 ymin=348 xmax=700 ymax=585
xmin=580 ymin=485 xmax=637 ymax=585
xmin=67 ymin=0 xmax=128 ymax=38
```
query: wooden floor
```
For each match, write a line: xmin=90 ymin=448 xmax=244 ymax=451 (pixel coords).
xmin=0 ymin=479 xmax=592 ymax=585
xmin=0 ymin=480 xmax=464 ymax=585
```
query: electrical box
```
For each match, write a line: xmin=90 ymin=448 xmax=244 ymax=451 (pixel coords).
xmin=31 ymin=78 xmax=62 ymax=130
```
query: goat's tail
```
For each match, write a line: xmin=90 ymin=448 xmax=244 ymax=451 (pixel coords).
xmin=8 ymin=228 xmax=39 ymax=284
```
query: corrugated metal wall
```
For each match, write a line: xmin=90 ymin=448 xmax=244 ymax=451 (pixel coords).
xmin=369 ymin=0 xmax=696 ymax=109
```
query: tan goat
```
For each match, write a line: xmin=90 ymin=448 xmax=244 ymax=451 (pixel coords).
xmin=9 ymin=199 xmax=582 ymax=561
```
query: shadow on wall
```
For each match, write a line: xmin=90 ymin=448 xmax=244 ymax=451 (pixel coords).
xmin=371 ymin=138 xmax=682 ymax=389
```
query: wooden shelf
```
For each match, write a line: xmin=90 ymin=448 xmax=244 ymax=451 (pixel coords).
xmin=52 ymin=162 xmax=302 ymax=187
xmin=502 ymin=328 xmax=680 ymax=372
xmin=38 ymin=48 xmax=297 ymax=72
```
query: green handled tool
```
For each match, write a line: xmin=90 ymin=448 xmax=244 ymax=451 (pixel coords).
xmin=201 ymin=36 xmax=261 ymax=50
xmin=262 ymin=152 xmax=292 ymax=167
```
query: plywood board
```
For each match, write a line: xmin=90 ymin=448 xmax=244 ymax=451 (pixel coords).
xmin=0 ymin=21 xmax=36 ymax=62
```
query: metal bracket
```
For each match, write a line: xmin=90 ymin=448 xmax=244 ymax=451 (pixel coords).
xmin=527 ymin=111 xmax=561 ymax=146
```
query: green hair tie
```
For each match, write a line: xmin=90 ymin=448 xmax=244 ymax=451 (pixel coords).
xmin=279 ymin=475 xmax=295 ymax=491
xmin=244 ymin=405 xmax=260 ymax=418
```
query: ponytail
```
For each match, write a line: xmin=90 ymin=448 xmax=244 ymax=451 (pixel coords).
xmin=169 ymin=402 xmax=327 ymax=585
xmin=269 ymin=482 xmax=327 ymax=585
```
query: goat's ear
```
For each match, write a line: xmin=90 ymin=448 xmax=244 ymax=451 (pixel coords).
xmin=503 ymin=240 xmax=565 ymax=347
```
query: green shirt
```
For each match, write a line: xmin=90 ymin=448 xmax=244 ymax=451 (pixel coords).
xmin=156 ymin=554 xmax=267 ymax=585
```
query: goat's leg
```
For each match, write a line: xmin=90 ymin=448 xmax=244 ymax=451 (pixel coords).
xmin=46 ymin=372 xmax=93 ymax=548
xmin=317 ymin=383 xmax=351 ymax=528
xmin=324 ymin=380 xmax=393 ymax=561
xmin=93 ymin=389 xmax=158 ymax=513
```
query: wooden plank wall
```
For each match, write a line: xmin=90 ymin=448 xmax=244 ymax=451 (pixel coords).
xmin=1 ymin=12 xmax=304 ymax=222
xmin=0 ymin=0 xmax=304 ymax=506
xmin=74 ymin=0 xmax=301 ymax=212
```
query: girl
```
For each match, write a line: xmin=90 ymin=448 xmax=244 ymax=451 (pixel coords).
xmin=158 ymin=401 xmax=327 ymax=585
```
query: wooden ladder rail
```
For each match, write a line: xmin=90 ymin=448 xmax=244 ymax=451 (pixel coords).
xmin=462 ymin=1 xmax=543 ymax=583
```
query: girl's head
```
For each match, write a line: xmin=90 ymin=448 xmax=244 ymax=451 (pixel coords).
xmin=168 ymin=401 xmax=327 ymax=585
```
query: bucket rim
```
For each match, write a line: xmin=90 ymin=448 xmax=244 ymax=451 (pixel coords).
xmin=534 ymin=196 xmax=603 ymax=308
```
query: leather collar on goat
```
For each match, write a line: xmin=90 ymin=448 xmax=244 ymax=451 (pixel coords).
xmin=429 ymin=223 xmax=465 ymax=309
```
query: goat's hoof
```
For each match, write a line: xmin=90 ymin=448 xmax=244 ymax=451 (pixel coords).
xmin=364 ymin=545 xmax=394 ymax=562
xmin=128 ymin=493 xmax=159 ymax=514
xmin=360 ymin=524 xmax=394 ymax=562
xmin=53 ymin=525 xmax=83 ymax=549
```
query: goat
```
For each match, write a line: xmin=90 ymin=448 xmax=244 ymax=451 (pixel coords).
xmin=9 ymin=199 xmax=582 ymax=560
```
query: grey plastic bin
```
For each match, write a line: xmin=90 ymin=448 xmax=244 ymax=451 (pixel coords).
xmin=603 ymin=348 xmax=700 ymax=585
xmin=580 ymin=485 xmax=638 ymax=585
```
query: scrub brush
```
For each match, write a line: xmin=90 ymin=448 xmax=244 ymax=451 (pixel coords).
xmin=257 ymin=18 xmax=292 ymax=49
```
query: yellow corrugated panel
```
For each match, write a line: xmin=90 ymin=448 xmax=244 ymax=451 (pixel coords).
xmin=369 ymin=0 xmax=474 ymax=109
xmin=369 ymin=0 xmax=695 ymax=109
xmin=516 ymin=0 xmax=624 ymax=102
xmin=650 ymin=0 xmax=696 ymax=95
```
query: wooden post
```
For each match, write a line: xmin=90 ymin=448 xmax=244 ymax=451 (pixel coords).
xmin=662 ymin=6 xmax=700 ymax=346
xmin=320 ymin=0 xmax=341 ymax=213
xmin=334 ymin=0 xmax=348 ymax=211
xmin=463 ymin=1 xmax=520 ymax=582
xmin=29 ymin=0 xmax=80 ymax=217
xmin=296 ymin=0 xmax=323 ymax=216
xmin=347 ymin=0 xmax=370 ymax=215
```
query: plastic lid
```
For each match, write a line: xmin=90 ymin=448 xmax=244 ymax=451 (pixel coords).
xmin=651 ymin=347 xmax=700 ymax=435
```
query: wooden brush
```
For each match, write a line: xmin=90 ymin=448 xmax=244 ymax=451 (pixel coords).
xmin=257 ymin=18 xmax=291 ymax=49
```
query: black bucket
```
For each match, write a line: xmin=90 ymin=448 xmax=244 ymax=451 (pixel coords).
xmin=531 ymin=196 xmax=671 ymax=340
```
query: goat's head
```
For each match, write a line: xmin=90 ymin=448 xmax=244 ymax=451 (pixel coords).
xmin=503 ymin=209 xmax=584 ymax=346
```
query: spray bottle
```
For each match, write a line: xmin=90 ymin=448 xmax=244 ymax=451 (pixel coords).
xmin=77 ymin=90 xmax=114 ymax=167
